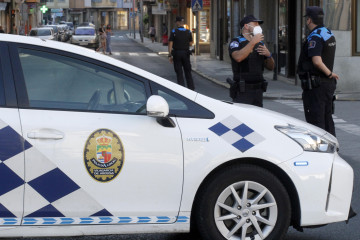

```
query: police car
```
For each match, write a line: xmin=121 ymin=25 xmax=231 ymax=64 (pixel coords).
xmin=0 ymin=34 xmax=355 ymax=240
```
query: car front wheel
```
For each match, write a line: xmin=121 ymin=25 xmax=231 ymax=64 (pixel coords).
xmin=195 ymin=164 xmax=291 ymax=240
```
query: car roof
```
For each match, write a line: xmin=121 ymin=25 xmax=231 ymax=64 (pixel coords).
xmin=0 ymin=34 xmax=197 ymax=100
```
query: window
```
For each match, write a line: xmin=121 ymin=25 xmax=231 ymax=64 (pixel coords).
xmin=0 ymin=58 xmax=4 ymax=106
xmin=150 ymin=82 xmax=214 ymax=119
xmin=354 ymin=0 xmax=360 ymax=54
xmin=324 ymin=0 xmax=351 ymax=31
xmin=18 ymin=48 xmax=147 ymax=114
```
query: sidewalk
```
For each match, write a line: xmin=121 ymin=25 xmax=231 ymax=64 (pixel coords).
xmin=127 ymin=32 xmax=360 ymax=101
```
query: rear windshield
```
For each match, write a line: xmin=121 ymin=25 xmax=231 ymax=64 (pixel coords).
xmin=30 ymin=29 xmax=52 ymax=36
xmin=75 ymin=28 xmax=95 ymax=35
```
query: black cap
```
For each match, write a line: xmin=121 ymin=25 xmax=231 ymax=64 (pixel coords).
xmin=240 ymin=15 xmax=263 ymax=28
xmin=175 ymin=16 xmax=184 ymax=22
xmin=304 ymin=6 xmax=324 ymax=19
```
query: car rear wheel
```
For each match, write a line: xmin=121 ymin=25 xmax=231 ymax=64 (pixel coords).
xmin=195 ymin=164 xmax=291 ymax=240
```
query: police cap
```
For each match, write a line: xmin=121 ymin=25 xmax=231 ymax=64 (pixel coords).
xmin=240 ymin=15 xmax=263 ymax=28
xmin=175 ymin=16 xmax=185 ymax=22
xmin=304 ymin=6 xmax=324 ymax=20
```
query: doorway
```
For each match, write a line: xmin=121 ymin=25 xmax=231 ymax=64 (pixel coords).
xmin=278 ymin=0 xmax=296 ymax=77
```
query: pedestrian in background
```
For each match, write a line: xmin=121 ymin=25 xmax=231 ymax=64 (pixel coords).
xmin=168 ymin=16 xmax=195 ymax=90
xmin=106 ymin=24 xmax=113 ymax=55
xmin=96 ymin=27 xmax=106 ymax=54
xmin=0 ymin=26 xmax=4 ymax=33
xmin=228 ymin=15 xmax=274 ymax=107
xmin=297 ymin=6 xmax=339 ymax=136
xmin=149 ymin=25 xmax=156 ymax=43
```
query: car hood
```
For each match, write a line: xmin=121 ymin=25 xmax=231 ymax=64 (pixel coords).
xmin=195 ymin=94 xmax=338 ymax=146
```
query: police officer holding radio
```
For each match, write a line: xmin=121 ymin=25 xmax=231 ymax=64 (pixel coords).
xmin=298 ymin=6 xmax=339 ymax=136
xmin=168 ymin=16 xmax=195 ymax=90
xmin=228 ymin=15 xmax=274 ymax=107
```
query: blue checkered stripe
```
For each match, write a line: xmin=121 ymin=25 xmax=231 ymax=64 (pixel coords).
xmin=0 ymin=120 xmax=113 ymax=225
xmin=20 ymin=216 xmax=189 ymax=225
xmin=209 ymin=116 xmax=265 ymax=152
xmin=0 ymin=119 xmax=190 ymax=226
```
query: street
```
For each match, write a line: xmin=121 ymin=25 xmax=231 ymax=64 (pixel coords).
xmin=19 ymin=31 xmax=360 ymax=240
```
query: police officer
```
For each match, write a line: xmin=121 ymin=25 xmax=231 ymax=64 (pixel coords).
xmin=297 ymin=6 xmax=339 ymax=136
xmin=228 ymin=15 xmax=274 ymax=107
xmin=168 ymin=16 xmax=195 ymax=90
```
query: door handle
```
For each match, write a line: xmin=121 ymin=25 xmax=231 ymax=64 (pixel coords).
xmin=27 ymin=129 xmax=64 ymax=140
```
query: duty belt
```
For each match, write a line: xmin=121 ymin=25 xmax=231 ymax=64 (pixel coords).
xmin=245 ymin=82 xmax=263 ymax=89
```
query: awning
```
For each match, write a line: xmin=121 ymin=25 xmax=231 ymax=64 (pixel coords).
xmin=0 ymin=3 xmax=7 ymax=11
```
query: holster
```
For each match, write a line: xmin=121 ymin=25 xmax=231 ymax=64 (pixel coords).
xmin=227 ymin=78 xmax=239 ymax=99
xmin=298 ymin=72 xmax=321 ymax=90
xmin=262 ymin=81 xmax=268 ymax=92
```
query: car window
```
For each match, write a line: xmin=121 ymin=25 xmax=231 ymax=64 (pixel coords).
xmin=0 ymin=57 xmax=5 ymax=106
xmin=32 ymin=29 xmax=52 ymax=36
xmin=150 ymin=82 xmax=214 ymax=119
xmin=18 ymin=48 xmax=147 ymax=114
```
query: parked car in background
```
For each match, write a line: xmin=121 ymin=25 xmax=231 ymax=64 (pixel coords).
xmin=65 ymin=22 xmax=74 ymax=36
xmin=58 ymin=24 xmax=71 ymax=42
xmin=71 ymin=26 xmax=98 ymax=49
xmin=29 ymin=27 xmax=55 ymax=40
xmin=46 ymin=25 xmax=62 ymax=41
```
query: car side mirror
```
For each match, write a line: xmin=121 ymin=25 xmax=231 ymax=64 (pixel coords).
xmin=146 ymin=95 xmax=169 ymax=117
xmin=147 ymin=95 xmax=175 ymax=128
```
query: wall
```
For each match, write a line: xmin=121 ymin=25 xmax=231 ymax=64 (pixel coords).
xmin=333 ymin=30 xmax=360 ymax=92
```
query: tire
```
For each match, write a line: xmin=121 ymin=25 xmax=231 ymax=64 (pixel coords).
xmin=195 ymin=164 xmax=291 ymax=240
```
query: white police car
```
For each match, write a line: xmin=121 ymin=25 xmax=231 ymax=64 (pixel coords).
xmin=0 ymin=34 xmax=355 ymax=240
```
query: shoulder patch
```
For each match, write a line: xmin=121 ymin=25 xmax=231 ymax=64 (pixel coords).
xmin=230 ymin=41 xmax=240 ymax=49
xmin=308 ymin=41 xmax=316 ymax=49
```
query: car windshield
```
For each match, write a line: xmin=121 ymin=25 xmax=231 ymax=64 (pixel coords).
xmin=30 ymin=29 xmax=51 ymax=36
xmin=75 ymin=28 xmax=95 ymax=35
xmin=66 ymin=23 xmax=74 ymax=28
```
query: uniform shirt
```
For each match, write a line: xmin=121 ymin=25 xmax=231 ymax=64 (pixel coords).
xmin=229 ymin=35 xmax=265 ymax=83
xmin=305 ymin=26 xmax=336 ymax=76
xmin=169 ymin=26 xmax=193 ymax=51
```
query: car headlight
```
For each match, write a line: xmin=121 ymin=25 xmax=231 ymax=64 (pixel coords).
xmin=275 ymin=125 xmax=336 ymax=153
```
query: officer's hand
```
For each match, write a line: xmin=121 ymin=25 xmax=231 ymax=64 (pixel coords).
xmin=250 ymin=34 xmax=264 ymax=45
xmin=332 ymin=72 xmax=339 ymax=80
xmin=257 ymin=45 xmax=271 ymax=57
xmin=168 ymin=56 xmax=173 ymax=64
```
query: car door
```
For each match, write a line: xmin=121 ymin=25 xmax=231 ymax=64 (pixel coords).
xmin=0 ymin=42 xmax=26 ymax=226
xmin=10 ymin=44 xmax=184 ymax=225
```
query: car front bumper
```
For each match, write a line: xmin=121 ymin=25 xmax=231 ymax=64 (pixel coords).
xmin=279 ymin=151 xmax=354 ymax=226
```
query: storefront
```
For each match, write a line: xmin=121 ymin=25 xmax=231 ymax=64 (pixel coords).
xmin=0 ymin=2 xmax=8 ymax=33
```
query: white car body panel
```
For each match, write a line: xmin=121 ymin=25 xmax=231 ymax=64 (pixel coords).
xmin=0 ymin=35 xmax=354 ymax=238
xmin=19 ymin=110 xmax=183 ymax=218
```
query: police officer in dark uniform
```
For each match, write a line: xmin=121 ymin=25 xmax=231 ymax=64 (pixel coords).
xmin=168 ymin=16 xmax=195 ymax=90
xmin=297 ymin=6 xmax=339 ymax=136
xmin=228 ymin=15 xmax=274 ymax=107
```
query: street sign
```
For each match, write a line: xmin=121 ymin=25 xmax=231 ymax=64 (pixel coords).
xmin=192 ymin=0 xmax=202 ymax=12
xmin=40 ymin=5 xmax=48 ymax=14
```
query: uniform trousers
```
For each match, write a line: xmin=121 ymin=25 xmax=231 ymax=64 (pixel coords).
xmin=173 ymin=50 xmax=195 ymax=90
xmin=302 ymin=78 xmax=337 ymax=136
xmin=233 ymin=86 xmax=263 ymax=107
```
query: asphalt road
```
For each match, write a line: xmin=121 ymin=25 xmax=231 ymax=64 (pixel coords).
xmin=16 ymin=31 xmax=360 ymax=240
